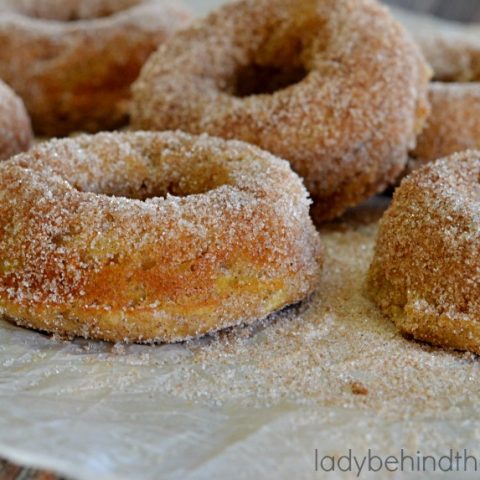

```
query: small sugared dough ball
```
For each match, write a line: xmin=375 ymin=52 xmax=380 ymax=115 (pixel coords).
xmin=0 ymin=80 xmax=32 ymax=161
xmin=0 ymin=131 xmax=323 ymax=343
xmin=131 ymin=0 xmax=431 ymax=222
xmin=0 ymin=0 xmax=192 ymax=136
xmin=368 ymin=151 xmax=480 ymax=354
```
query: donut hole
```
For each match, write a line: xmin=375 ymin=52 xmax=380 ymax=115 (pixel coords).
xmin=139 ymin=163 xmax=231 ymax=201
xmin=11 ymin=0 xmax=142 ymax=22
xmin=232 ymin=63 xmax=308 ymax=97
xmin=129 ymin=172 xmax=230 ymax=201
xmin=69 ymin=160 xmax=231 ymax=201
xmin=223 ymin=14 xmax=325 ymax=98
xmin=25 ymin=135 xmax=235 ymax=201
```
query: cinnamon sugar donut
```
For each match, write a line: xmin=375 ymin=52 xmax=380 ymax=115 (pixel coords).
xmin=0 ymin=80 xmax=32 ymax=160
xmin=0 ymin=131 xmax=322 ymax=343
xmin=409 ymin=83 xmax=480 ymax=170
xmin=131 ymin=0 xmax=431 ymax=222
xmin=393 ymin=8 xmax=480 ymax=82
xmin=0 ymin=0 xmax=191 ymax=136
xmin=394 ymin=9 xmax=480 ymax=168
xmin=368 ymin=151 xmax=480 ymax=354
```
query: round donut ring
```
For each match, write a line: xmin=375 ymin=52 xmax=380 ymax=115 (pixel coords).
xmin=368 ymin=150 xmax=480 ymax=354
xmin=0 ymin=131 xmax=323 ymax=343
xmin=131 ymin=0 xmax=431 ymax=223
xmin=0 ymin=0 xmax=192 ymax=136
xmin=0 ymin=80 xmax=32 ymax=161
xmin=394 ymin=8 xmax=480 ymax=168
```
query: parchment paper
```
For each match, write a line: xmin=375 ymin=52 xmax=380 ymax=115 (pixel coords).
xmin=2 ymin=2 xmax=480 ymax=479
xmin=2 ymin=195 xmax=480 ymax=480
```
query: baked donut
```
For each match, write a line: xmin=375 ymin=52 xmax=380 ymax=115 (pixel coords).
xmin=0 ymin=131 xmax=322 ymax=343
xmin=0 ymin=80 xmax=32 ymax=160
xmin=0 ymin=0 xmax=192 ymax=136
xmin=410 ymin=83 xmax=480 ymax=169
xmin=367 ymin=151 xmax=480 ymax=354
xmin=393 ymin=8 xmax=480 ymax=168
xmin=392 ymin=8 xmax=480 ymax=83
xmin=131 ymin=0 xmax=431 ymax=222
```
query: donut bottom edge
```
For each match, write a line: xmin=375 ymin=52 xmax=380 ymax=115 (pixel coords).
xmin=0 ymin=279 xmax=318 ymax=344
xmin=367 ymin=278 xmax=480 ymax=356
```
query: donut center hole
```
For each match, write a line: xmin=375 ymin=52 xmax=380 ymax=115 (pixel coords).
xmin=79 ymin=182 xmax=220 ymax=201
xmin=13 ymin=0 xmax=141 ymax=21
xmin=232 ymin=64 xmax=308 ymax=97
xmin=126 ymin=177 xmax=225 ymax=201
xmin=73 ymin=164 xmax=231 ymax=201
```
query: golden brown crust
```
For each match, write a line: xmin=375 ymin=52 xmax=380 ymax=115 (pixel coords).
xmin=410 ymin=83 xmax=480 ymax=169
xmin=367 ymin=151 xmax=480 ymax=354
xmin=131 ymin=0 xmax=431 ymax=222
xmin=0 ymin=80 xmax=32 ymax=161
xmin=394 ymin=9 xmax=480 ymax=168
xmin=0 ymin=131 xmax=323 ymax=343
xmin=393 ymin=8 xmax=480 ymax=83
xmin=0 ymin=0 xmax=192 ymax=136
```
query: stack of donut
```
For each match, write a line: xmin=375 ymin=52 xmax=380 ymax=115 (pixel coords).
xmin=393 ymin=8 xmax=480 ymax=169
xmin=369 ymin=9 xmax=480 ymax=354
xmin=5 ymin=0 xmax=479 ymax=349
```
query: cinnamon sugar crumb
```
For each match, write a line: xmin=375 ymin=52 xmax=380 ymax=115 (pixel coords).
xmin=351 ymin=381 xmax=369 ymax=396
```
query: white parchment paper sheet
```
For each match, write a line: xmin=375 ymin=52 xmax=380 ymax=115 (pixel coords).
xmin=2 ymin=0 xmax=480 ymax=477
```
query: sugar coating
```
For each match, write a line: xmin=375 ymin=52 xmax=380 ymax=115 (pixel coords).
xmin=410 ymin=83 xmax=480 ymax=169
xmin=142 ymin=203 xmax=480 ymax=416
xmin=393 ymin=7 xmax=480 ymax=83
xmin=131 ymin=0 xmax=431 ymax=222
xmin=0 ymin=80 xmax=32 ymax=161
xmin=6 ymin=206 xmax=480 ymax=458
xmin=0 ymin=0 xmax=192 ymax=136
xmin=0 ymin=131 xmax=323 ymax=343
xmin=2 ymin=0 xmax=147 ymax=21
xmin=394 ymin=8 xmax=480 ymax=169
xmin=368 ymin=151 xmax=480 ymax=355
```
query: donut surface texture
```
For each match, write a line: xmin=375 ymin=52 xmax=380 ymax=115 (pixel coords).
xmin=392 ymin=8 xmax=480 ymax=83
xmin=368 ymin=151 xmax=480 ymax=354
xmin=0 ymin=80 xmax=32 ymax=161
xmin=131 ymin=0 xmax=431 ymax=222
xmin=0 ymin=0 xmax=192 ymax=136
xmin=0 ymin=131 xmax=323 ymax=343
xmin=394 ymin=8 xmax=480 ymax=168
xmin=410 ymin=83 xmax=480 ymax=169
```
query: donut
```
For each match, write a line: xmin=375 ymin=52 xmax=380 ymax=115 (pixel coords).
xmin=367 ymin=150 xmax=480 ymax=354
xmin=0 ymin=131 xmax=323 ymax=343
xmin=131 ymin=0 xmax=431 ymax=222
xmin=0 ymin=79 xmax=32 ymax=161
xmin=412 ymin=31 xmax=480 ymax=84
xmin=393 ymin=8 xmax=480 ymax=169
xmin=0 ymin=0 xmax=192 ymax=136
xmin=410 ymin=83 xmax=480 ymax=169
xmin=392 ymin=8 xmax=480 ymax=82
